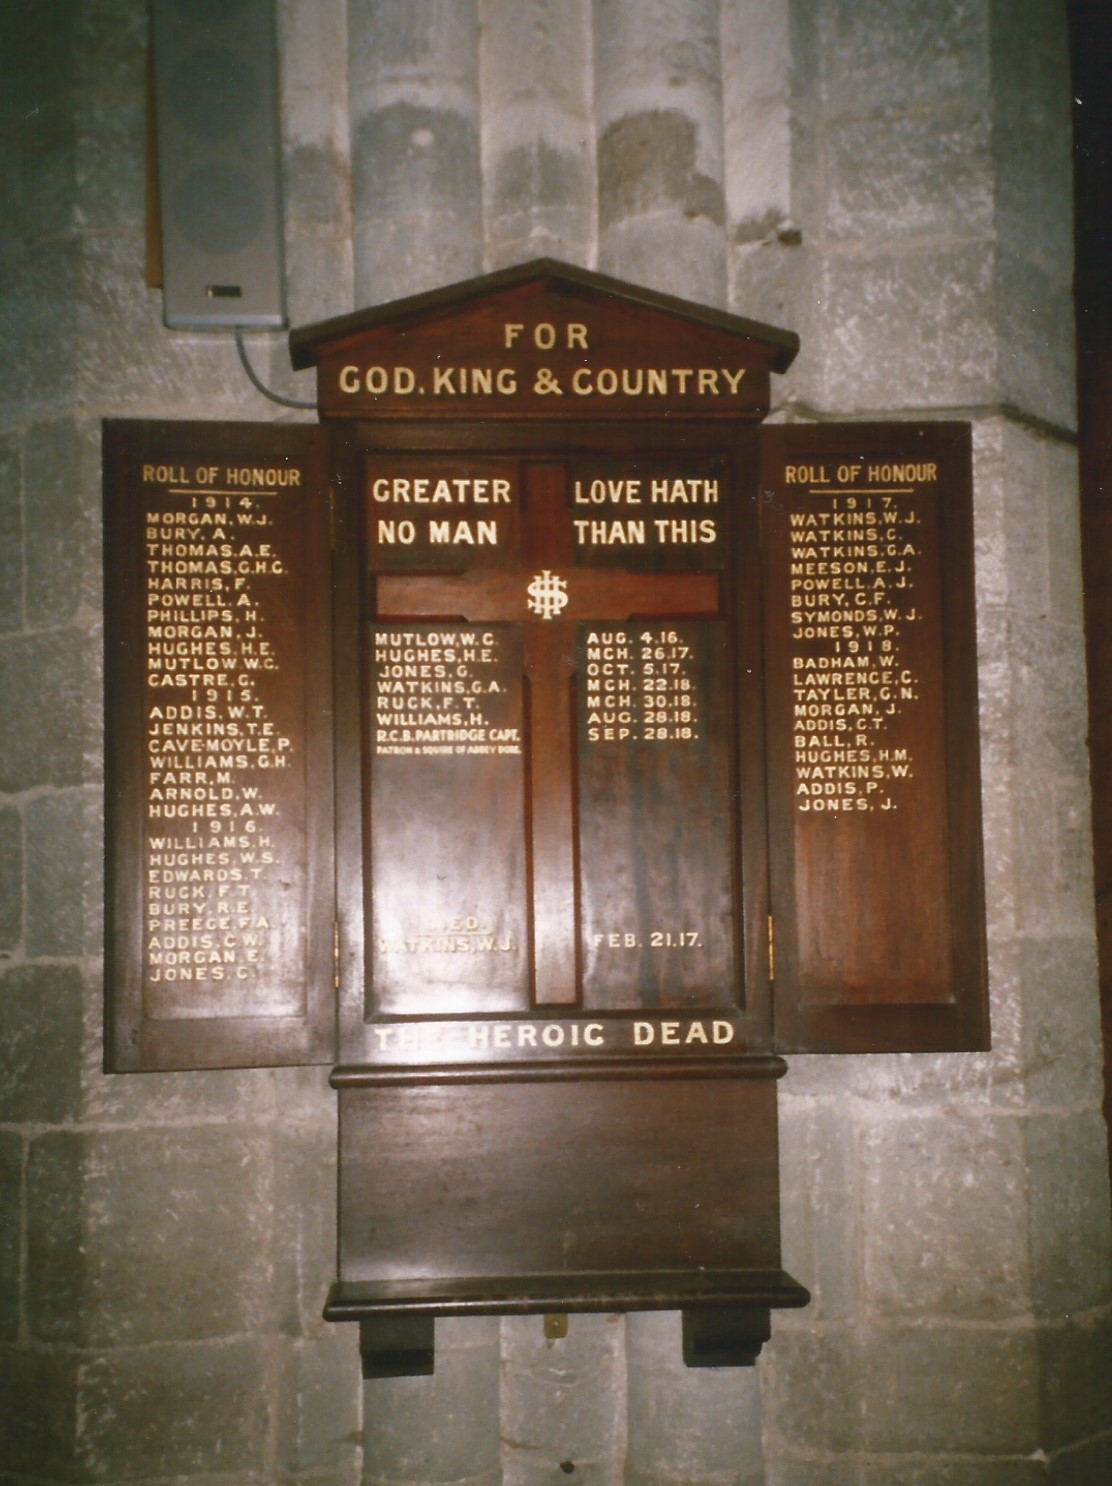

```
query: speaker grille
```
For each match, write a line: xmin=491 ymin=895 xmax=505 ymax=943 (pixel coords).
xmin=166 ymin=47 xmax=259 ymax=141
xmin=171 ymin=164 xmax=265 ymax=256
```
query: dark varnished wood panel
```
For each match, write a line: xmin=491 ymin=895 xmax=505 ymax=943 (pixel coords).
xmin=761 ymin=423 xmax=987 ymax=1052
xmin=326 ymin=1269 xmax=809 ymax=1320
xmin=342 ymin=430 xmax=766 ymax=1050
xmin=367 ymin=621 xmax=530 ymax=1014
xmin=1070 ymin=0 xmax=1112 ymax=1199
xmin=367 ymin=456 xmax=521 ymax=570
xmin=577 ymin=620 xmax=737 ymax=1009
xmin=292 ymin=259 xmax=797 ymax=422
xmin=103 ymin=420 xmax=334 ymax=1070
xmin=336 ymin=1072 xmax=785 ymax=1285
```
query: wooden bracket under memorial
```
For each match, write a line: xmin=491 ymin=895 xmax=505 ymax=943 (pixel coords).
xmin=330 ymin=1269 xmax=809 ymax=1377
xmin=681 ymin=1306 xmax=773 ymax=1368
xmin=357 ymin=1315 xmax=435 ymax=1379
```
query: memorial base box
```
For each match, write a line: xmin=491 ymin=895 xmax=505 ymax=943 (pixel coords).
xmin=327 ymin=1059 xmax=809 ymax=1374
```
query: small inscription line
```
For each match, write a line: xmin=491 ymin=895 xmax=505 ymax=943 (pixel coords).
xmin=808 ymin=487 xmax=914 ymax=496
xmin=169 ymin=487 xmax=281 ymax=498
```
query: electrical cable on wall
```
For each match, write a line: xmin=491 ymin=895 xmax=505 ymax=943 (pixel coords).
xmin=235 ymin=328 xmax=317 ymax=410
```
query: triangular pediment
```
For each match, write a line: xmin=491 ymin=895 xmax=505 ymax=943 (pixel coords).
xmin=290 ymin=259 xmax=797 ymax=421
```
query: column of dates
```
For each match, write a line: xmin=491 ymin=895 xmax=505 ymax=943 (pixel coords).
xmin=636 ymin=628 xmax=700 ymax=742
xmin=576 ymin=618 xmax=735 ymax=1007
xmin=582 ymin=626 xmax=703 ymax=744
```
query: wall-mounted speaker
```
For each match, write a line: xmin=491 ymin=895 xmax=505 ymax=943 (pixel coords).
xmin=151 ymin=0 xmax=286 ymax=329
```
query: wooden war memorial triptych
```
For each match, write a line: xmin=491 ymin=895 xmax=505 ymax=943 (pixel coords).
xmin=103 ymin=262 xmax=987 ymax=1373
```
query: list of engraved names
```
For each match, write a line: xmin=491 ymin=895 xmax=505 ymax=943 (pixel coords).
xmin=787 ymin=458 xmax=936 ymax=813
xmin=142 ymin=462 xmax=304 ymax=1012
xmin=372 ymin=625 xmax=522 ymax=757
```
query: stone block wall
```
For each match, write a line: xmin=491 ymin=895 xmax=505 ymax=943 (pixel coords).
xmin=1 ymin=1 xmax=1109 ymax=1482
xmin=0 ymin=3 xmax=361 ymax=1483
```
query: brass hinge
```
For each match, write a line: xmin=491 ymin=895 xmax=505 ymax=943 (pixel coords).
xmin=767 ymin=914 xmax=776 ymax=981
xmin=333 ymin=919 xmax=341 ymax=990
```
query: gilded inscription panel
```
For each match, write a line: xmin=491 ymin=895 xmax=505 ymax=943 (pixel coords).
xmin=104 ymin=421 xmax=333 ymax=1071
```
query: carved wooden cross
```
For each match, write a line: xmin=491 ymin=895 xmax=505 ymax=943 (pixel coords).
xmin=375 ymin=464 xmax=719 ymax=1005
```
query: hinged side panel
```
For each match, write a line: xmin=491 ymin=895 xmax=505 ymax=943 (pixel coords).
xmin=104 ymin=419 xmax=335 ymax=1070
xmin=761 ymin=422 xmax=988 ymax=1053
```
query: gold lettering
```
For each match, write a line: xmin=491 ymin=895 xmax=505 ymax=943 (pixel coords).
xmin=788 ymin=471 xmax=926 ymax=810
xmin=573 ymin=519 xmax=646 ymax=545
